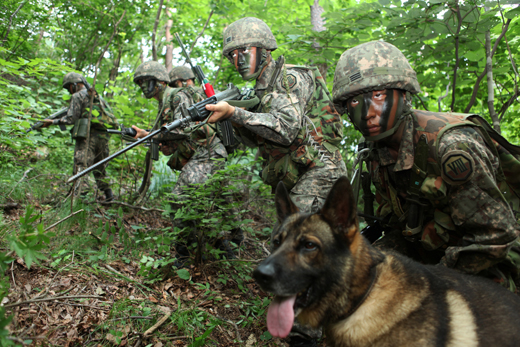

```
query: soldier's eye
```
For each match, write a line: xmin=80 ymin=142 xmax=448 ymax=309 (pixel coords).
xmin=351 ymin=99 xmax=359 ymax=106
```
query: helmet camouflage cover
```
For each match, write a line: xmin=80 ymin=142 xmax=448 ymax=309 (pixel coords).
xmin=222 ymin=17 xmax=277 ymax=57
xmin=133 ymin=61 xmax=170 ymax=84
xmin=62 ymin=72 xmax=85 ymax=88
xmin=169 ymin=66 xmax=195 ymax=83
xmin=332 ymin=41 xmax=421 ymax=104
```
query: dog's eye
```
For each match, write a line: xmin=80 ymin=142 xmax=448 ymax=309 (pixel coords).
xmin=304 ymin=242 xmax=317 ymax=250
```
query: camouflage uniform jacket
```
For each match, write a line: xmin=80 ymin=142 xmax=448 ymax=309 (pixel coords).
xmin=370 ymin=109 xmax=520 ymax=278
xmin=159 ymin=86 xmax=226 ymax=170
xmin=53 ymin=88 xmax=117 ymax=140
xmin=231 ymin=57 xmax=344 ymax=190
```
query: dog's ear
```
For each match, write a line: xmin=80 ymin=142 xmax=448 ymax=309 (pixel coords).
xmin=320 ymin=176 xmax=358 ymax=239
xmin=275 ymin=181 xmax=299 ymax=223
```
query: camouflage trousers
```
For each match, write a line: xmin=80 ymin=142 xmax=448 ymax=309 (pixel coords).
xmin=289 ymin=158 xmax=348 ymax=213
xmin=74 ymin=132 xmax=110 ymax=192
xmin=170 ymin=151 xmax=226 ymax=203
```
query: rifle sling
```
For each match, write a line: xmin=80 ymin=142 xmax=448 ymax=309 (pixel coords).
xmin=227 ymin=96 xmax=260 ymax=109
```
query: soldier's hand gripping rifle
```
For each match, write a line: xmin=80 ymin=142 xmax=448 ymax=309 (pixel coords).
xmin=66 ymin=84 xmax=242 ymax=184
xmin=174 ymin=32 xmax=235 ymax=147
xmin=26 ymin=108 xmax=68 ymax=133
xmin=107 ymin=126 xmax=138 ymax=142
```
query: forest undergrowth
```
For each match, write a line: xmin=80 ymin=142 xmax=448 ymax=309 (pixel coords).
xmin=0 ymin=148 xmax=311 ymax=347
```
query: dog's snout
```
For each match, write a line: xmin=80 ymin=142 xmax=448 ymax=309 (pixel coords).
xmin=253 ymin=261 xmax=276 ymax=288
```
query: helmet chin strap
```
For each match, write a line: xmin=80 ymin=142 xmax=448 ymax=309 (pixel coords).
xmin=364 ymin=110 xmax=413 ymax=142
xmin=241 ymin=48 xmax=268 ymax=81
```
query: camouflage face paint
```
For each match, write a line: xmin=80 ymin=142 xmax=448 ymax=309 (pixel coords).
xmin=137 ymin=78 xmax=162 ymax=99
xmin=346 ymin=89 xmax=404 ymax=138
xmin=230 ymin=46 xmax=262 ymax=80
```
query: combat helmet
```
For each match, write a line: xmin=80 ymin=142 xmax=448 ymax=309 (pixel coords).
xmin=62 ymin=72 xmax=86 ymax=89
xmin=133 ymin=61 xmax=170 ymax=84
xmin=169 ymin=66 xmax=195 ymax=86
xmin=332 ymin=41 xmax=421 ymax=103
xmin=332 ymin=41 xmax=421 ymax=141
xmin=222 ymin=17 xmax=277 ymax=57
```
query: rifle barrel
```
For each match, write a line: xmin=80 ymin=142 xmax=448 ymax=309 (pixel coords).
xmin=66 ymin=127 xmax=162 ymax=183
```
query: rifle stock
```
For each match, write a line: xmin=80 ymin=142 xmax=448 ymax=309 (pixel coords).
xmin=26 ymin=108 xmax=68 ymax=133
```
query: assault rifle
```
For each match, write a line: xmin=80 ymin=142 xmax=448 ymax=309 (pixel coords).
xmin=67 ymin=84 xmax=243 ymax=184
xmin=26 ymin=108 xmax=68 ymax=133
xmin=174 ymin=32 xmax=235 ymax=147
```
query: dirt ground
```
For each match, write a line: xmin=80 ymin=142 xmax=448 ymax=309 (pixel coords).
xmin=3 ymin=202 xmax=325 ymax=347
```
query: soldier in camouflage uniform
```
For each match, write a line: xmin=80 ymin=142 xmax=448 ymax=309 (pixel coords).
xmin=131 ymin=62 xmax=229 ymax=259
xmin=42 ymin=72 xmax=117 ymax=201
xmin=332 ymin=40 xmax=520 ymax=294
xmin=206 ymin=17 xmax=347 ymax=347
xmin=207 ymin=17 xmax=347 ymax=214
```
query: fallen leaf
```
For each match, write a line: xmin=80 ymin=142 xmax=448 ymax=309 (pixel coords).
xmin=60 ymin=278 xmax=71 ymax=287
xmin=96 ymin=287 xmax=105 ymax=295
xmin=149 ymin=296 xmax=158 ymax=303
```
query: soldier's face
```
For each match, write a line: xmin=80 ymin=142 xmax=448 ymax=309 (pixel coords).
xmin=229 ymin=46 xmax=262 ymax=80
xmin=347 ymin=89 xmax=404 ymax=137
xmin=136 ymin=78 xmax=159 ymax=98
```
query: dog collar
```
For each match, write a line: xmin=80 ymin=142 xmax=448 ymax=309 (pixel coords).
xmin=338 ymin=261 xmax=380 ymax=321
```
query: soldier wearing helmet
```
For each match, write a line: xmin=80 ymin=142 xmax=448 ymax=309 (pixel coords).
xmin=206 ymin=17 xmax=347 ymax=346
xmin=333 ymin=40 xmax=520 ymax=294
xmin=131 ymin=61 xmax=230 ymax=261
xmin=169 ymin=66 xmax=196 ymax=88
xmin=41 ymin=72 xmax=118 ymax=201
xmin=207 ymin=17 xmax=347 ymax=214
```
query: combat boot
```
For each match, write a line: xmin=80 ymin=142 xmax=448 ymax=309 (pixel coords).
xmin=104 ymin=189 xmax=114 ymax=202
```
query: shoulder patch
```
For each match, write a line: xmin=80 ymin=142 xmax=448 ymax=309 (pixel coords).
xmin=282 ymin=73 xmax=297 ymax=91
xmin=171 ymin=94 xmax=181 ymax=107
xmin=440 ymin=150 xmax=474 ymax=185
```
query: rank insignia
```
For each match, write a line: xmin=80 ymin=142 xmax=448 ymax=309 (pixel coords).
xmin=440 ymin=150 xmax=474 ymax=185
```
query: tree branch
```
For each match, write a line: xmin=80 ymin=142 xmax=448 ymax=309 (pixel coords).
xmin=7 ymin=168 xmax=32 ymax=197
xmin=44 ymin=209 xmax=84 ymax=231
xmin=151 ymin=0 xmax=165 ymax=61
xmin=450 ymin=0 xmax=462 ymax=112
xmin=464 ymin=18 xmax=511 ymax=113
xmin=97 ymin=200 xmax=165 ymax=213
xmin=189 ymin=10 xmax=214 ymax=57
xmin=1 ymin=0 xmax=27 ymax=47
xmin=4 ymin=295 xmax=105 ymax=308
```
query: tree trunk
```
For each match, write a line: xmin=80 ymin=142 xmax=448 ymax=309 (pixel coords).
xmin=151 ymin=0 xmax=164 ymax=61
xmin=164 ymin=1 xmax=173 ymax=72
xmin=310 ymin=0 xmax=327 ymax=80
xmin=485 ymin=30 xmax=499 ymax=133
xmin=106 ymin=45 xmax=123 ymax=98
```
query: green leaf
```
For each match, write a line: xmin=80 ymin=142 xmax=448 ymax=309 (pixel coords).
xmin=177 ymin=269 xmax=190 ymax=280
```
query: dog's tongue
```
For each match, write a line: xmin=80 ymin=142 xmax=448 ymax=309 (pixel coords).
xmin=266 ymin=295 xmax=296 ymax=338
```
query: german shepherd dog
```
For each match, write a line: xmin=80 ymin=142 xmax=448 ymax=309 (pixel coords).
xmin=253 ymin=176 xmax=520 ymax=347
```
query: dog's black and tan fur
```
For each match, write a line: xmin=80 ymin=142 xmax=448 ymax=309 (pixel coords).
xmin=253 ymin=177 xmax=520 ymax=347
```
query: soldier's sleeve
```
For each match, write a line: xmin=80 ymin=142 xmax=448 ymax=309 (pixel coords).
xmin=438 ymin=127 xmax=519 ymax=274
xmin=54 ymin=92 xmax=83 ymax=125
xmin=230 ymin=69 xmax=313 ymax=145
xmin=161 ymin=90 xmax=190 ymax=140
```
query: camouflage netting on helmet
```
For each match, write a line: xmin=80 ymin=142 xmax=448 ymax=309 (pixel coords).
xmin=222 ymin=17 xmax=277 ymax=56
xmin=169 ymin=66 xmax=195 ymax=83
xmin=133 ymin=61 xmax=170 ymax=83
xmin=62 ymin=72 xmax=85 ymax=88
xmin=332 ymin=41 xmax=421 ymax=103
